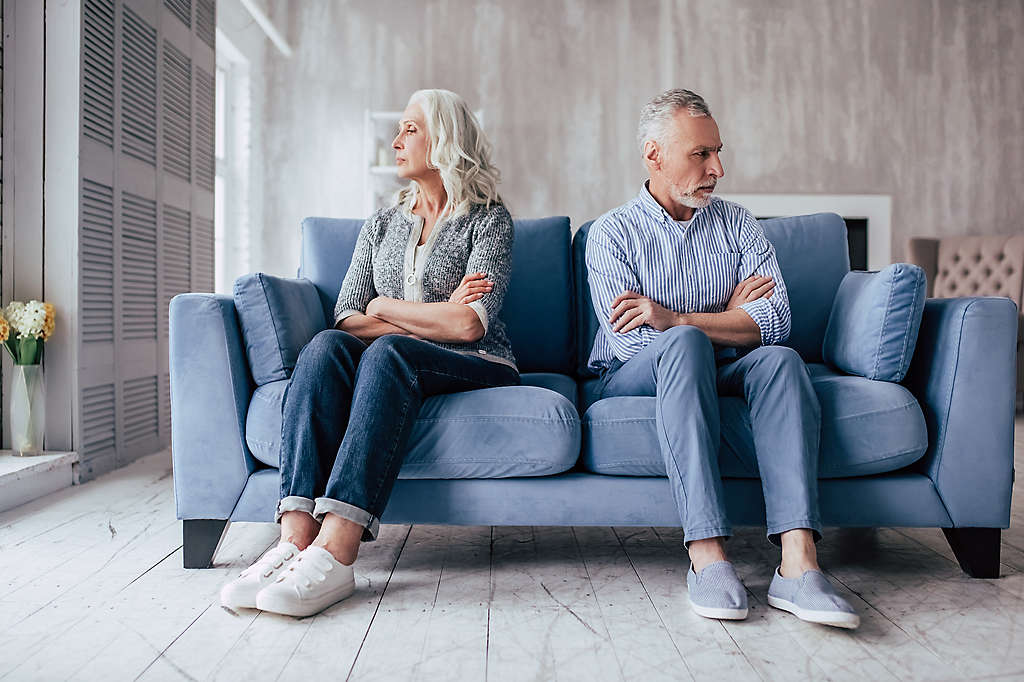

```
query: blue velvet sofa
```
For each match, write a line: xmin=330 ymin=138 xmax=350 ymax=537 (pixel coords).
xmin=169 ymin=213 xmax=1019 ymax=577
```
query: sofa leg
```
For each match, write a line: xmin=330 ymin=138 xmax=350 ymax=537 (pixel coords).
xmin=942 ymin=527 xmax=1001 ymax=578
xmin=183 ymin=519 xmax=230 ymax=569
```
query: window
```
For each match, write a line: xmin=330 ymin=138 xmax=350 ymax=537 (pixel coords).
xmin=213 ymin=31 xmax=250 ymax=295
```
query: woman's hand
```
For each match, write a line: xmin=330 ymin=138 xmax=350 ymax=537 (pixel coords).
xmin=726 ymin=275 xmax=775 ymax=311
xmin=448 ymin=272 xmax=493 ymax=305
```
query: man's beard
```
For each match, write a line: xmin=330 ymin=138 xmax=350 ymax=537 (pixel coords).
xmin=670 ymin=182 xmax=715 ymax=210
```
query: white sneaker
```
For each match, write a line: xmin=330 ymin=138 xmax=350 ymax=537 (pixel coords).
xmin=219 ymin=541 xmax=300 ymax=610
xmin=255 ymin=545 xmax=355 ymax=617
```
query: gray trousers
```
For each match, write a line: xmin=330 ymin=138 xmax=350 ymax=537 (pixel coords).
xmin=600 ymin=325 xmax=822 ymax=546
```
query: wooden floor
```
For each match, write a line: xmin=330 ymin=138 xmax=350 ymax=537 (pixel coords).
xmin=2 ymin=420 xmax=1023 ymax=681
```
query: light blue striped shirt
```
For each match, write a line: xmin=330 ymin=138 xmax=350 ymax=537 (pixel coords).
xmin=586 ymin=183 xmax=792 ymax=371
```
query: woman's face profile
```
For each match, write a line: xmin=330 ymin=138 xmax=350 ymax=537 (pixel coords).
xmin=392 ymin=102 xmax=433 ymax=180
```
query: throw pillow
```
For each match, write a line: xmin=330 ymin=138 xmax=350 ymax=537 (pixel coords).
xmin=233 ymin=273 xmax=327 ymax=385
xmin=822 ymin=263 xmax=927 ymax=382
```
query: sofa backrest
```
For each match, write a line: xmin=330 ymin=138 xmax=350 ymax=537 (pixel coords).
xmin=573 ymin=211 xmax=850 ymax=372
xmin=299 ymin=215 xmax=575 ymax=374
xmin=760 ymin=213 xmax=851 ymax=361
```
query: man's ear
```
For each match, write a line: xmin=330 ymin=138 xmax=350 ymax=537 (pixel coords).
xmin=643 ymin=140 xmax=660 ymax=171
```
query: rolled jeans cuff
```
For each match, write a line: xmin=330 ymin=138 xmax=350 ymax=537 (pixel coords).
xmin=275 ymin=495 xmax=316 ymax=524
xmin=683 ymin=525 xmax=732 ymax=546
xmin=766 ymin=519 xmax=822 ymax=547
xmin=314 ymin=497 xmax=380 ymax=542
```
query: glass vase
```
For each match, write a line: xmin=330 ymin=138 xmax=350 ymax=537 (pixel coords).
xmin=10 ymin=364 xmax=45 ymax=455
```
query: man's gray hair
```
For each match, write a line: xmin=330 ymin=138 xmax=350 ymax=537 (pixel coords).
xmin=637 ymin=89 xmax=711 ymax=153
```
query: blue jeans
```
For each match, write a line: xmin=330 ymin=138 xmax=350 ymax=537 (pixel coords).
xmin=600 ymin=325 xmax=822 ymax=546
xmin=277 ymin=330 xmax=520 ymax=541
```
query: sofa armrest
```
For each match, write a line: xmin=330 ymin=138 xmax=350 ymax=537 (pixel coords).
xmin=169 ymin=293 xmax=257 ymax=520
xmin=904 ymin=297 xmax=1018 ymax=527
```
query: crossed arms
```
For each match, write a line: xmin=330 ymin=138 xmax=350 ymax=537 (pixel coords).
xmin=608 ymin=275 xmax=777 ymax=348
xmin=586 ymin=213 xmax=792 ymax=363
xmin=336 ymin=273 xmax=491 ymax=345
xmin=334 ymin=208 xmax=515 ymax=346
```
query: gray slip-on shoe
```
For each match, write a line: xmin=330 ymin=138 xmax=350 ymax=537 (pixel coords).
xmin=767 ymin=568 xmax=860 ymax=629
xmin=686 ymin=560 xmax=749 ymax=620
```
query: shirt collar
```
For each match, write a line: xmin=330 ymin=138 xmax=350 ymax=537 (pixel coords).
xmin=637 ymin=180 xmax=702 ymax=227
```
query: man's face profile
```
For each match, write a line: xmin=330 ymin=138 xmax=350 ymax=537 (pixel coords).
xmin=653 ymin=112 xmax=725 ymax=210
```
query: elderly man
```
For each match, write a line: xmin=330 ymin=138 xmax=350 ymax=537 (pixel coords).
xmin=586 ymin=89 xmax=858 ymax=629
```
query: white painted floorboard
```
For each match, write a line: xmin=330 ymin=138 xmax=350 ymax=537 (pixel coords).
xmin=1 ymin=418 xmax=1023 ymax=681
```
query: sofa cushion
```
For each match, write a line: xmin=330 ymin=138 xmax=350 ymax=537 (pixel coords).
xmin=823 ymin=263 xmax=927 ymax=382
xmin=233 ymin=273 xmax=327 ymax=385
xmin=520 ymin=372 xmax=577 ymax=408
xmin=246 ymin=380 xmax=581 ymax=478
xmin=581 ymin=363 xmax=928 ymax=478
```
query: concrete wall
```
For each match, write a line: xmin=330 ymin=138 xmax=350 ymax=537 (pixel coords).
xmin=253 ymin=0 xmax=1024 ymax=277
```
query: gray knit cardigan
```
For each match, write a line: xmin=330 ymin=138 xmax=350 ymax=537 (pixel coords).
xmin=334 ymin=202 xmax=517 ymax=369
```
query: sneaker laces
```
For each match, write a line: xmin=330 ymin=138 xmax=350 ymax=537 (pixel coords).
xmin=240 ymin=543 xmax=297 ymax=579
xmin=275 ymin=551 xmax=335 ymax=595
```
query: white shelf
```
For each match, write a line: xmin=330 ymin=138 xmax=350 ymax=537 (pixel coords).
xmin=365 ymin=110 xmax=403 ymax=215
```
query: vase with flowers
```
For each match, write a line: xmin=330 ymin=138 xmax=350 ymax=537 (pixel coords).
xmin=0 ymin=300 xmax=55 ymax=455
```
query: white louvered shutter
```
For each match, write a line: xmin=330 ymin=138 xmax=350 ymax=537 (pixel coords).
xmin=161 ymin=204 xmax=190 ymax=336
xmin=162 ymin=41 xmax=190 ymax=181
xmin=81 ymin=179 xmax=115 ymax=344
xmin=77 ymin=0 xmax=214 ymax=479
xmin=164 ymin=0 xmax=190 ymax=28
xmin=120 ymin=5 xmax=157 ymax=166
xmin=83 ymin=0 xmax=114 ymax=148
xmin=120 ymin=191 xmax=158 ymax=341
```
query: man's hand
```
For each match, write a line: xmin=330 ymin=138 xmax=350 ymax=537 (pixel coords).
xmin=609 ymin=291 xmax=679 ymax=333
xmin=448 ymin=272 xmax=493 ymax=305
xmin=726 ymin=275 xmax=775 ymax=311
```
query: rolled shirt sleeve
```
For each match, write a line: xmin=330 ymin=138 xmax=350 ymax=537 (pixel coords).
xmin=467 ymin=300 xmax=490 ymax=335
xmin=333 ymin=216 xmax=379 ymax=326
xmin=585 ymin=221 xmax=660 ymax=363
xmin=462 ymin=205 xmax=514 ymax=336
xmin=735 ymin=210 xmax=792 ymax=346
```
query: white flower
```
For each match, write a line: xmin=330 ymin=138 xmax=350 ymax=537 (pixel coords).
xmin=4 ymin=300 xmax=47 ymax=339
xmin=4 ymin=302 xmax=25 ymax=335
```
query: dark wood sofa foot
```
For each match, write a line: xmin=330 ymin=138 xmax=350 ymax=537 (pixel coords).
xmin=183 ymin=519 xmax=229 ymax=569
xmin=942 ymin=527 xmax=1001 ymax=578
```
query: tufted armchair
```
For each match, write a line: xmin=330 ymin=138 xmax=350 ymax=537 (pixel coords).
xmin=908 ymin=235 xmax=1024 ymax=412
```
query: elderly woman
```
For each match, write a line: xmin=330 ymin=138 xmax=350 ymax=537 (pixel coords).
xmin=220 ymin=89 xmax=518 ymax=617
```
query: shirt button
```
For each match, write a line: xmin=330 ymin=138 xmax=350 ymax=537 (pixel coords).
xmin=406 ymin=275 xmax=415 ymax=284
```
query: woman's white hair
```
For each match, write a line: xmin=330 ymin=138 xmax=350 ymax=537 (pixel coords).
xmin=396 ymin=89 xmax=502 ymax=218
